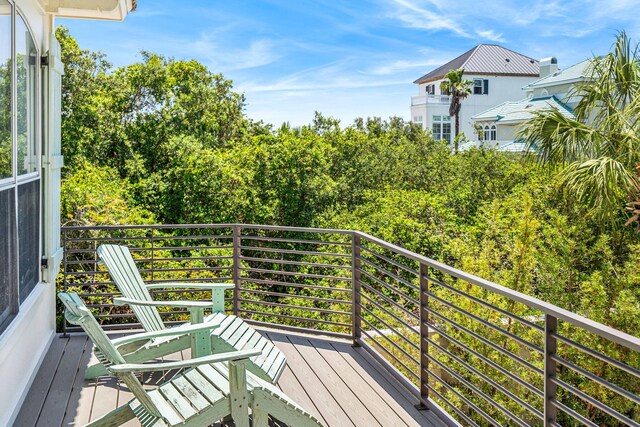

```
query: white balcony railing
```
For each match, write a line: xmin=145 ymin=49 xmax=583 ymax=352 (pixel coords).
xmin=411 ymin=95 xmax=451 ymax=106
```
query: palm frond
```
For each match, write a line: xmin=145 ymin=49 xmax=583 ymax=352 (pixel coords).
xmin=561 ymin=157 xmax=640 ymax=223
xmin=517 ymin=109 xmax=603 ymax=165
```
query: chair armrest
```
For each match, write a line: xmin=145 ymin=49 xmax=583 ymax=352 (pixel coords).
xmin=114 ymin=297 xmax=212 ymax=309
xmin=146 ymin=282 xmax=235 ymax=291
xmin=108 ymin=349 xmax=262 ymax=374
xmin=111 ymin=321 xmax=223 ymax=347
xmin=145 ymin=283 xmax=234 ymax=314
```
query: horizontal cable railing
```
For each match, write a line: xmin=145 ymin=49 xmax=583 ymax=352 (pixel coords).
xmin=354 ymin=231 xmax=640 ymax=427
xmin=60 ymin=224 xmax=640 ymax=427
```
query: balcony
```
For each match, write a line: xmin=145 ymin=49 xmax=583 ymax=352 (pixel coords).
xmin=411 ymin=95 xmax=451 ymax=106
xmin=15 ymin=224 xmax=640 ymax=426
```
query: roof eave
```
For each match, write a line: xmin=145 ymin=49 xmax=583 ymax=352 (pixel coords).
xmin=40 ymin=0 xmax=135 ymax=21
xmin=496 ymin=118 xmax=527 ymax=125
xmin=471 ymin=115 xmax=499 ymax=121
xmin=524 ymin=76 xmax=587 ymax=90
xmin=417 ymin=72 xmax=539 ymax=85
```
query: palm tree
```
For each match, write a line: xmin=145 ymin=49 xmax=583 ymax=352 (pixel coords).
xmin=440 ymin=68 xmax=472 ymax=152
xmin=518 ymin=31 xmax=640 ymax=226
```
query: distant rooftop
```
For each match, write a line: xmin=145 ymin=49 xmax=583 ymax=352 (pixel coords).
xmin=523 ymin=59 xmax=591 ymax=90
xmin=472 ymin=95 xmax=574 ymax=124
xmin=414 ymin=44 xmax=540 ymax=84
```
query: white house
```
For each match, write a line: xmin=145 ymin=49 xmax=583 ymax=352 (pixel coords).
xmin=411 ymin=44 xmax=540 ymax=143
xmin=0 ymin=1 xmax=134 ymax=425
xmin=522 ymin=58 xmax=590 ymax=108
xmin=469 ymin=58 xmax=590 ymax=151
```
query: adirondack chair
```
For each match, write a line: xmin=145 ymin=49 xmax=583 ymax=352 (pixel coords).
xmin=84 ymin=244 xmax=286 ymax=385
xmin=59 ymin=292 xmax=323 ymax=427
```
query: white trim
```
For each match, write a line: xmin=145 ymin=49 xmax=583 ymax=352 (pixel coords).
xmin=0 ymin=282 xmax=54 ymax=426
xmin=0 ymin=177 xmax=13 ymax=188
xmin=5 ymin=330 xmax=53 ymax=426
xmin=16 ymin=171 xmax=39 ymax=183
xmin=522 ymin=76 xmax=586 ymax=90
xmin=0 ymin=281 xmax=47 ymax=346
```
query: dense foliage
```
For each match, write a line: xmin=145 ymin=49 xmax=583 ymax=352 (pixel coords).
xmin=56 ymin=26 xmax=640 ymax=426
xmin=519 ymin=31 xmax=640 ymax=226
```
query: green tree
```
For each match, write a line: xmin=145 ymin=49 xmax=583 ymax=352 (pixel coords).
xmin=518 ymin=32 xmax=640 ymax=226
xmin=61 ymin=161 xmax=155 ymax=226
xmin=56 ymin=26 xmax=112 ymax=170
xmin=440 ymin=68 xmax=472 ymax=152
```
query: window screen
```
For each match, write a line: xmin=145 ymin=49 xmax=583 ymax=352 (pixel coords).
xmin=18 ymin=180 xmax=39 ymax=303
xmin=0 ymin=188 xmax=16 ymax=328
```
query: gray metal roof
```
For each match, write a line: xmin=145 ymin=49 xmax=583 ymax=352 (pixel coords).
xmin=523 ymin=59 xmax=590 ymax=89
xmin=414 ymin=44 xmax=539 ymax=84
xmin=471 ymin=95 xmax=575 ymax=123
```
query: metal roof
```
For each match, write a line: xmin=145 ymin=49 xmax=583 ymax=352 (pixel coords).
xmin=414 ymin=44 xmax=539 ymax=84
xmin=471 ymin=95 xmax=574 ymax=123
xmin=523 ymin=59 xmax=590 ymax=90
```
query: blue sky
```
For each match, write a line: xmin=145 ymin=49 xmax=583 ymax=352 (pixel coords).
xmin=60 ymin=0 xmax=640 ymax=127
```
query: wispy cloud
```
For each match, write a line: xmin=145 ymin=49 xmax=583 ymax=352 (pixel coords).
xmin=382 ymin=0 xmax=638 ymax=43
xmin=476 ymin=30 xmax=506 ymax=43
xmin=191 ymin=35 xmax=282 ymax=71
xmin=239 ymin=59 xmax=407 ymax=94
xmin=386 ymin=0 xmax=469 ymax=36
xmin=368 ymin=58 xmax=447 ymax=76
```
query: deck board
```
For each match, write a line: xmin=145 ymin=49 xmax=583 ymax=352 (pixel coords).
xmin=333 ymin=341 xmax=441 ymax=427
xmin=310 ymin=338 xmax=411 ymax=426
xmin=35 ymin=335 xmax=88 ymax=427
xmin=266 ymin=333 xmax=354 ymax=427
xmin=14 ymin=330 xmax=447 ymax=427
xmin=288 ymin=334 xmax=380 ymax=427
xmin=14 ymin=335 xmax=69 ymax=427
xmin=61 ymin=337 xmax=94 ymax=426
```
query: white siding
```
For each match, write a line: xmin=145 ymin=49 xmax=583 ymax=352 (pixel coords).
xmin=530 ymin=82 xmax=580 ymax=109
xmin=497 ymin=124 xmax=518 ymax=141
xmin=411 ymin=74 xmax=538 ymax=141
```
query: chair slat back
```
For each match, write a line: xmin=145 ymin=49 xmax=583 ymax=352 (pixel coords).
xmin=59 ymin=292 xmax=127 ymax=365
xmin=58 ymin=292 xmax=162 ymax=419
xmin=97 ymin=244 xmax=165 ymax=332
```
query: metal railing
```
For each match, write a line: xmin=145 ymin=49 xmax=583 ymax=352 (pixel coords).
xmin=60 ymin=224 xmax=640 ymax=427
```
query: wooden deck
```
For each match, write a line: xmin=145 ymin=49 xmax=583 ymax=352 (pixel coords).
xmin=13 ymin=329 xmax=445 ymax=427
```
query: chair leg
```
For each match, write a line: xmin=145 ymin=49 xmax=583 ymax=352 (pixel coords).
xmin=84 ymin=405 xmax=136 ymax=427
xmin=229 ymin=360 xmax=250 ymax=427
xmin=252 ymin=409 xmax=270 ymax=427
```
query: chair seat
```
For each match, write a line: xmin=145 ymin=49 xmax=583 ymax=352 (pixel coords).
xmin=127 ymin=363 xmax=320 ymax=427
xmin=207 ymin=313 xmax=287 ymax=384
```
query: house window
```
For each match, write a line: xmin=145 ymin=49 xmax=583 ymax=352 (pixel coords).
xmin=474 ymin=79 xmax=489 ymax=95
xmin=425 ymin=84 xmax=435 ymax=95
xmin=413 ymin=115 xmax=423 ymax=123
xmin=432 ymin=115 xmax=451 ymax=143
xmin=483 ymin=124 xmax=497 ymax=141
xmin=0 ymin=2 xmax=41 ymax=333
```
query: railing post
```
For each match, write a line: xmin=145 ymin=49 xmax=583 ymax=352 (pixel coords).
xmin=150 ymin=227 xmax=155 ymax=283
xmin=232 ymin=225 xmax=241 ymax=316
xmin=351 ymin=232 xmax=361 ymax=346
xmin=544 ymin=314 xmax=558 ymax=426
xmin=417 ymin=261 xmax=430 ymax=410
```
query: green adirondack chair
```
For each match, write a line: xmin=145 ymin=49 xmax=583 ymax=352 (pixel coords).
xmin=59 ymin=292 xmax=323 ymax=427
xmin=84 ymin=244 xmax=286 ymax=385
